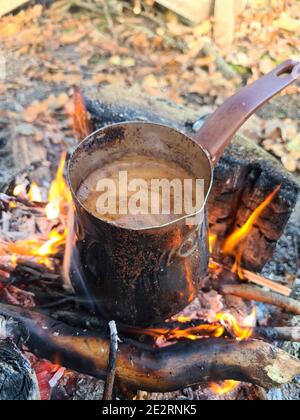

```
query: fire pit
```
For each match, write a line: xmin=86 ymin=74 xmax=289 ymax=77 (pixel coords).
xmin=0 ymin=87 xmax=299 ymax=401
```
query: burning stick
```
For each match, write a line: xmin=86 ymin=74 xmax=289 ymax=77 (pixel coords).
xmin=0 ymin=302 xmax=300 ymax=391
xmin=103 ymin=321 xmax=119 ymax=400
xmin=220 ymin=284 xmax=300 ymax=315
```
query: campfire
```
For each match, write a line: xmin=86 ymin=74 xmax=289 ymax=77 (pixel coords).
xmin=0 ymin=88 xmax=300 ymax=401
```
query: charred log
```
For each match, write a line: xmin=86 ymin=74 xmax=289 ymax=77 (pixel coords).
xmin=0 ymin=335 xmax=39 ymax=400
xmin=84 ymin=85 xmax=300 ymax=271
xmin=1 ymin=303 xmax=300 ymax=392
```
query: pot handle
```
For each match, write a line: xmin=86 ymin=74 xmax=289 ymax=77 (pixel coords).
xmin=194 ymin=60 xmax=300 ymax=165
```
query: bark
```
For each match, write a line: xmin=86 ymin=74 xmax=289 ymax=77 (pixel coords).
xmin=1 ymin=302 xmax=300 ymax=392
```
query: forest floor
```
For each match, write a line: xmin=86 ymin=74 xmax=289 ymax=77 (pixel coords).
xmin=0 ymin=0 xmax=299 ymax=179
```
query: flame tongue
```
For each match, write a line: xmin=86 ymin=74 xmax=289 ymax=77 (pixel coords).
xmin=210 ymin=380 xmax=240 ymax=396
xmin=46 ymin=152 xmax=71 ymax=220
xmin=1 ymin=153 xmax=70 ymax=267
xmin=223 ymin=185 xmax=281 ymax=257
xmin=137 ymin=307 xmax=256 ymax=342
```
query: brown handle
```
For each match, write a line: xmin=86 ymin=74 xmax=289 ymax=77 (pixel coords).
xmin=194 ymin=60 xmax=300 ymax=165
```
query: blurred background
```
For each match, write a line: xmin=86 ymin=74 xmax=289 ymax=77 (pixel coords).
xmin=0 ymin=0 xmax=299 ymax=174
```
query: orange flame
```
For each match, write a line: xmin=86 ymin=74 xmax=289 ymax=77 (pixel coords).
xmin=13 ymin=183 xmax=26 ymax=198
xmin=28 ymin=182 xmax=42 ymax=202
xmin=223 ymin=185 xmax=281 ymax=257
xmin=216 ymin=307 xmax=256 ymax=341
xmin=209 ymin=232 xmax=217 ymax=254
xmin=45 ymin=152 xmax=71 ymax=220
xmin=0 ymin=153 xmax=71 ymax=268
xmin=136 ymin=307 xmax=256 ymax=343
xmin=210 ymin=380 xmax=240 ymax=396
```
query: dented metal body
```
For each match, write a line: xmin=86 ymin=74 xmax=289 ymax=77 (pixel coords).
xmin=68 ymin=123 xmax=211 ymax=326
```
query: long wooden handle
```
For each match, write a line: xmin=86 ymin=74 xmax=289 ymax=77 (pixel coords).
xmin=194 ymin=60 xmax=300 ymax=165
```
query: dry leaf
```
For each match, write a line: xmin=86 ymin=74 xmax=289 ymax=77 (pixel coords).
xmin=259 ymin=57 xmax=275 ymax=75
xmin=273 ymin=13 xmax=299 ymax=32
xmin=281 ymin=155 xmax=297 ymax=172
xmin=23 ymin=101 xmax=49 ymax=123
xmin=60 ymin=29 xmax=87 ymax=45
xmin=194 ymin=21 xmax=212 ymax=37
xmin=287 ymin=134 xmax=300 ymax=153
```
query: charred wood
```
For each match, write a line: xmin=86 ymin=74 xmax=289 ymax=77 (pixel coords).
xmin=0 ymin=336 xmax=39 ymax=400
xmin=0 ymin=303 xmax=300 ymax=391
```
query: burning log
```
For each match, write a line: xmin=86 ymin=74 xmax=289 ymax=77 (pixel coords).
xmin=220 ymin=284 xmax=300 ymax=315
xmin=84 ymin=86 xmax=299 ymax=272
xmin=0 ymin=303 xmax=300 ymax=392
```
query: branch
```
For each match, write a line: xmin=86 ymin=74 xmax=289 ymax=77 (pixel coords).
xmin=220 ymin=284 xmax=300 ymax=315
xmin=103 ymin=321 xmax=119 ymax=400
xmin=253 ymin=327 xmax=300 ymax=343
xmin=0 ymin=303 xmax=299 ymax=391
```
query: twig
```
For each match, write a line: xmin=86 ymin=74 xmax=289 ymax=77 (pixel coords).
xmin=253 ymin=327 xmax=300 ymax=343
xmin=220 ymin=284 xmax=300 ymax=315
xmin=241 ymin=269 xmax=291 ymax=297
xmin=101 ymin=0 xmax=114 ymax=32
xmin=0 ymin=193 xmax=46 ymax=209
xmin=211 ymin=259 xmax=292 ymax=296
xmin=103 ymin=320 xmax=119 ymax=401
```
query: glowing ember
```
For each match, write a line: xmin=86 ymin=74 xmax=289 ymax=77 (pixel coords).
xmin=45 ymin=152 xmax=71 ymax=220
xmin=223 ymin=185 xmax=281 ymax=257
xmin=28 ymin=182 xmax=42 ymax=202
xmin=210 ymin=380 xmax=240 ymax=396
xmin=176 ymin=316 xmax=192 ymax=323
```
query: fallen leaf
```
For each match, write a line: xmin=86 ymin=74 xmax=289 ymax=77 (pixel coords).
xmin=47 ymin=93 xmax=69 ymax=110
xmin=60 ymin=29 xmax=87 ymax=44
xmin=273 ymin=13 xmax=299 ymax=32
xmin=259 ymin=57 xmax=275 ymax=75
xmin=287 ymin=134 xmax=300 ymax=152
xmin=23 ymin=101 xmax=49 ymax=123
xmin=109 ymin=55 xmax=122 ymax=66
xmin=264 ymin=119 xmax=284 ymax=140
xmin=281 ymin=155 xmax=297 ymax=172
xmin=194 ymin=21 xmax=212 ymax=37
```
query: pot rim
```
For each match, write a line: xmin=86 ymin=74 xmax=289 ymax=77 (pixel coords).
xmin=68 ymin=121 xmax=214 ymax=233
